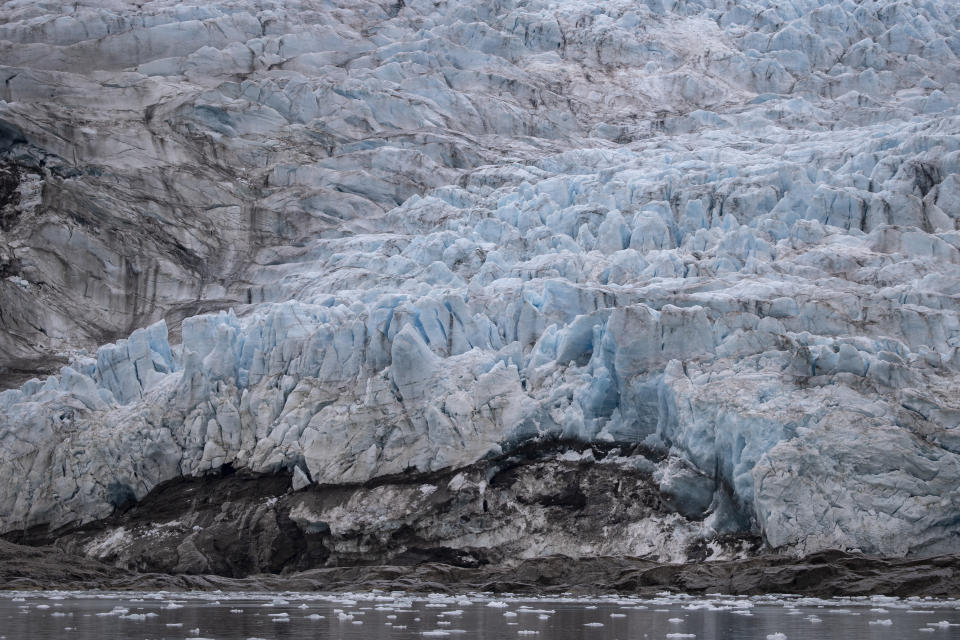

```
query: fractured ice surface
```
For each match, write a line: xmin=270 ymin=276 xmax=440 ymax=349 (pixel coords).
xmin=1 ymin=0 xmax=960 ymax=559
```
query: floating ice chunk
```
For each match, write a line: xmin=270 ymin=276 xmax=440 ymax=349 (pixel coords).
xmin=868 ymin=619 xmax=892 ymax=625
xmin=519 ymin=609 xmax=555 ymax=615
xmin=119 ymin=613 xmax=154 ymax=620
xmin=766 ymin=634 xmax=787 ymax=640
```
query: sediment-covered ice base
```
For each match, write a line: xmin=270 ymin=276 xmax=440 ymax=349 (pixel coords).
xmin=1 ymin=0 xmax=960 ymax=562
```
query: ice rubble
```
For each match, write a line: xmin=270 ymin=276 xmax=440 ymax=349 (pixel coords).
xmin=1 ymin=0 xmax=960 ymax=558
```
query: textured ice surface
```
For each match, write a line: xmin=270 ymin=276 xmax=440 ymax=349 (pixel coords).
xmin=1 ymin=0 xmax=960 ymax=558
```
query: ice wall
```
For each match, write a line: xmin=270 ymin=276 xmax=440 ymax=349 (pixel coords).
xmin=1 ymin=0 xmax=960 ymax=558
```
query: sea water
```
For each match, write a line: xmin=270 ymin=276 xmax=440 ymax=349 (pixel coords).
xmin=1 ymin=590 xmax=958 ymax=639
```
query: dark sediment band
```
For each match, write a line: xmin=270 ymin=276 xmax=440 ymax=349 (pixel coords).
xmin=2 ymin=539 xmax=959 ymax=598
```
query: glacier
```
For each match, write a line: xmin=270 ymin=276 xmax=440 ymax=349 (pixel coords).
xmin=1 ymin=0 xmax=960 ymax=564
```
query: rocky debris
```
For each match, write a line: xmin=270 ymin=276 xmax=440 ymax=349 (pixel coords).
xmin=1 ymin=0 xmax=960 ymax=561
xmin=6 ymin=446 xmax=756 ymax=575
xmin=0 ymin=163 xmax=20 ymax=231
xmin=2 ymin=537 xmax=960 ymax=598
xmin=0 ymin=538 xmax=136 ymax=591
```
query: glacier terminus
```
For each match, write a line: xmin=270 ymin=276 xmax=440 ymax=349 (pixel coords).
xmin=1 ymin=0 xmax=960 ymax=578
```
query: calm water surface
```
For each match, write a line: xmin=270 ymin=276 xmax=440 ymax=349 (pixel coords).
xmin=1 ymin=590 xmax=959 ymax=640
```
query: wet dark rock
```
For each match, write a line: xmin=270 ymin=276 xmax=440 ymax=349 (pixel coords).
xmin=10 ymin=448 xmax=734 ymax=576
xmin=3 ymin=538 xmax=960 ymax=598
xmin=0 ymin=162 xmax=20 ymax=230
xmin=5 ymin=447 xmax=956 ymax=598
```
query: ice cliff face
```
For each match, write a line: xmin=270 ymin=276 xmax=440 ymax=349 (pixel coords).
xmin=1 ymin=0 xmax=960 ymax=561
